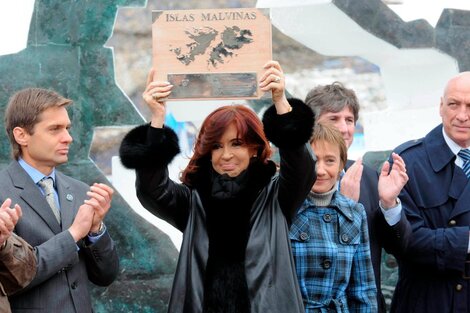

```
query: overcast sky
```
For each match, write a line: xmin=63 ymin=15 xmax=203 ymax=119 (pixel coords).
xmin=388 ymin=0 xmax=470 ymax=26
xmin=1 ymin=0 xmax=469 ymax=56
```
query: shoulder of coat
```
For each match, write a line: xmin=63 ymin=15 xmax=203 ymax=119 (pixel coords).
xmin=394 ymin=138 xmax=423 ymax=155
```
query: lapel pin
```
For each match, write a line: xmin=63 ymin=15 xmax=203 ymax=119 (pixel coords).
xmin=66 ymin=194 xmax=73 ymax=201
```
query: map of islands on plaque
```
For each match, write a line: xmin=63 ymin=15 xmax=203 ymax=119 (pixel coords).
xmin=152 ymin=8 xmax=272 ymax=100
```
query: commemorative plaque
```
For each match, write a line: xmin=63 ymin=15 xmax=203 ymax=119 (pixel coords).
xmin=152 ymin=8 xmax=272 ymax=100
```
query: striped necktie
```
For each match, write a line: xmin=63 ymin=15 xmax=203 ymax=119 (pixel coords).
xmin=38 ymin=177 xmax=61 ymax=224
xmin=458 ymin=149 xmax=470 ymax=179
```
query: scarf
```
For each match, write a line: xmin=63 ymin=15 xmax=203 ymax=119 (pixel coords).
xmin=198 ymin=160 xmax=276 ymax=313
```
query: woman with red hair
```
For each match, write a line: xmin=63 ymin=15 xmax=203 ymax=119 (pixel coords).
xmin=119 ymin=61 xmax=316 ymax=313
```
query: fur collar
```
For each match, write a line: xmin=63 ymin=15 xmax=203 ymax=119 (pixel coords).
xmin=119 ymin=124 xmax=180 ymax=169
xmin=262 ymin=98 xmax=315 ymax=149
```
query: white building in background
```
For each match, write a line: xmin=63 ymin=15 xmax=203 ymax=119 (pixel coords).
xmin=257 ymin=0 xmax=458 ymax=152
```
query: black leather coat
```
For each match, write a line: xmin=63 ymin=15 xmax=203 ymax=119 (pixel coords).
xmin=120 ymin=100 xmax=316 ymax=313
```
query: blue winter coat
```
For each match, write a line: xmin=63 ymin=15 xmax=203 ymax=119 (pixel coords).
xmin=391 ymin=124 xmax=470 ymax=313
xmin=290 ymin=192 xmax=377 ymax=313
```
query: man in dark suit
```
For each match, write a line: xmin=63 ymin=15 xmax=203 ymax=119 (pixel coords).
xmin=0 ymin=198 xmax=36 ymax=313
xmin=305 ymin=82 xmax=411 ymax=312
xmin=390 ymin=72 xmax=470 ymax=313
xmin=1 ymin=88 xmax=119 ymax=313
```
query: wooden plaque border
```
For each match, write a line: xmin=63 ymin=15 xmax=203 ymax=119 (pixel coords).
xmin=152 ymin=8 xmax=272 ymax=101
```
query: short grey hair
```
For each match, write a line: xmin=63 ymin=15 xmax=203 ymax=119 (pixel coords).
xmin=304 ymin=81 xmax=360 ymax=123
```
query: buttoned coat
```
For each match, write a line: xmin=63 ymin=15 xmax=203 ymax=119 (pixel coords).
xmin=345 ymin=160 xmax=411 ymax=312
xmin=0 ymin=161 xmax=119 ymax=313
xmin=391 ymin=124 xmax=470 ymax=313
xmin=289 ymin=192 xmax=377 ymax=312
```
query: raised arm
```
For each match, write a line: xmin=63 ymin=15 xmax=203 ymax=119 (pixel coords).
xmin=260 ymin=61 xmax=316 ymax=223
xmin=142 ymin=68 xmax=172 ymax=129
xmin=259 ymin=60 xmax=292 ymax=114
xmin=120 ymin=69 xmax=191 ymax=231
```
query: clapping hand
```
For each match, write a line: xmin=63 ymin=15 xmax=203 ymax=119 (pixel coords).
xmin=0 ymin=198 xmax=22 ymax=246
xmin=340 ymin=158 xmax=364 ymax=202
xmin=378 ymin=153 xmax=408 ymax=209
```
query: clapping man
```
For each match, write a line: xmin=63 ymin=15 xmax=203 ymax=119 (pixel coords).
xmin=0 ymin=88 xmax=119 ymax=313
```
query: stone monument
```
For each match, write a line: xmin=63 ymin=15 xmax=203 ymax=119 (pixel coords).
xmin=0 ymin=1 xmax=177 ymax=312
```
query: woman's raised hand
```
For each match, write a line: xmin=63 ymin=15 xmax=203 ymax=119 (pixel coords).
xmin=259 ymin=60 xmax=291 ymax=114
xmin=142 ymin=68 xmax=173 ymax=128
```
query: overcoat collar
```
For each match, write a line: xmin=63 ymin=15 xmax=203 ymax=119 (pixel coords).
xmin=425 ymin=125 xmax=470 ymax=219
xmin=425 ymin=124 xmax=457 ymax=173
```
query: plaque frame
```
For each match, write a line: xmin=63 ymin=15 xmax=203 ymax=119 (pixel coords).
xmin=151 ymin=8 xmax=272 ymax=101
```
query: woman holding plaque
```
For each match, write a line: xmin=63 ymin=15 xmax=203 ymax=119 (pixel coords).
xmin=119 ymin=61 xmax=316 ymax=313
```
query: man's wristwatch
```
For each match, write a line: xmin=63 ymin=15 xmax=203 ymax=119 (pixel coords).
xmin=88 ymin=222 xmax=105 ymax=237
xmin=379 ymin=197 xmax=401 ymax=210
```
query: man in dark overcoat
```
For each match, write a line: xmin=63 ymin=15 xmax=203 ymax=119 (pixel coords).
xmin=391 ymin=72 xmax=470 ymax=313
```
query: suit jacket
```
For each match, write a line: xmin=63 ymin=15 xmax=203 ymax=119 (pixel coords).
xmin=391 ymin=124 xmax=470 ymax=313
xmin=345 ymin=160 xmax=411 ymax=313
xmin=0 ymin=234 xmax=36 ymax=313
xmin=0 ymin=161 xmax=119 ymax=313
